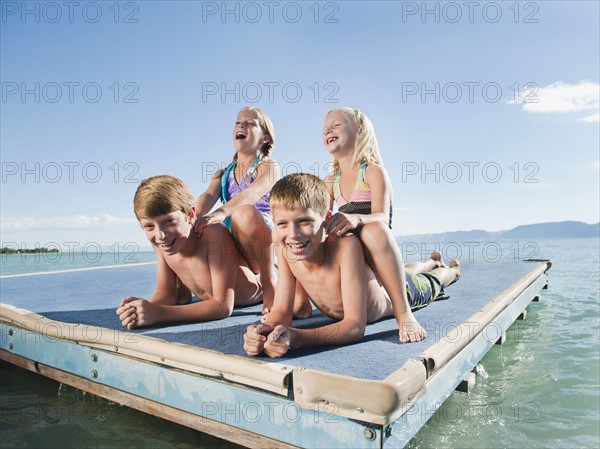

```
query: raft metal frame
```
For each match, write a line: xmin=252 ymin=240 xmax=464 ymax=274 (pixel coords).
xmin=0 ymin=260 xmax=551 ymax=448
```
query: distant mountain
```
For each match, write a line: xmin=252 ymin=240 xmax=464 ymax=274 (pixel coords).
xmin=502 ymin=221 xmax=599 ymax=239
xmin=401 ymin=221 xmax=599 ymax=241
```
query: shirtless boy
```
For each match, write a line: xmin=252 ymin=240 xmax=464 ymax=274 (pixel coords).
xmin=116 ymin=175 xmax=262 ymax=329
xmin=243 ymin=173 xmax=460 ymax=358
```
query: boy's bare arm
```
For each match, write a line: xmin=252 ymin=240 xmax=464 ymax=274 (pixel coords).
xmin=160 ymin=225 xmax=237 ymax=322
xmin=263 ymin=237 xmax=369 ymax=357
xmin=116 ymin=247 xmax=178 ymax=328
xmin=264 ymin=243 xmax=296 ymax=326
xmin=117 ymin=227 xmax=237 ymax=328
xmin=244 ymin=243 xmax=295 ymax=356
xmin=151 ymin=247 xmax=180 ymax=303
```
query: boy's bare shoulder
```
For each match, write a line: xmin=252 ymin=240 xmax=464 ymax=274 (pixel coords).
xmin=200 ymin=223 xmax=231 ymax=242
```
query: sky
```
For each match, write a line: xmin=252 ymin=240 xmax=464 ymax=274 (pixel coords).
xmin=1 ymin=0 xmax=599 ymax=252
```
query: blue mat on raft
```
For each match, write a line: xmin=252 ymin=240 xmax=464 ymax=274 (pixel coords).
xmin=0 ymin=260 xmax=539 ymax=381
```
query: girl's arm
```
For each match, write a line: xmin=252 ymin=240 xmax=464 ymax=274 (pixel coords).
xmin=195 ymin=170 xmax=223 ymax=217
xmin=362 ymin=164 xmax=393 ymax=227
xmin=212 ymin=159 xmax=280 ymax=218
xmin=323 ymin=173 xmax=336 ymax=212
xmin=326 ymin=164 xmax=392 ymax=235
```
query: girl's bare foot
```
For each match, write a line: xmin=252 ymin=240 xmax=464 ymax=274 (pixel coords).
xmin=398 ymin=310 xmax=427 ymax=343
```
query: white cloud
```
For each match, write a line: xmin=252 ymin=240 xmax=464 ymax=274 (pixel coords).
xmin=574 ymin=160 xmax=600 ymax=171
xmin=508 ymin=81 xmax=599 ymax=123
xmin=1 ymin=214 xmax=136 ymax=231
xmin=581 ymin=112 xmax=600 ymax=123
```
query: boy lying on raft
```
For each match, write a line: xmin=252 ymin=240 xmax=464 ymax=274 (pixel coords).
xmin=116 ymin=175 xmax=262 ymax=329
xmin=243 ymin=173 xmax=460 ymax=358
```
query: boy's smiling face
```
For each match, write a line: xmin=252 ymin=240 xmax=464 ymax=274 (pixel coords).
xmin=272 ymin=205 xmax=327 ymax=261
xmin=139 ymin=209 xmax=195 ymax=256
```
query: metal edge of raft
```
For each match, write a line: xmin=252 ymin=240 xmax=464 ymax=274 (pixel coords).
xmin=0 ymin=260 xmax=551 ymax=448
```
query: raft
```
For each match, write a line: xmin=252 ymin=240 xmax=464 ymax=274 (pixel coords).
xmin=0 ymin=259 xmax=551 ymax=448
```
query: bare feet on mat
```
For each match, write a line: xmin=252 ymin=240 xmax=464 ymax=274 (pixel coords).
xmin=398 ymin=310 xmax=427 ymax=343
xmin=448 ymin=259 xmax=461 ymax=285
xmin=430 ymin=250 xmax=448 ymax=269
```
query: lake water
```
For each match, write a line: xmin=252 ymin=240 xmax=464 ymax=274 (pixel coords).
xmin=1 ymin=238 xmax=599 ymax=448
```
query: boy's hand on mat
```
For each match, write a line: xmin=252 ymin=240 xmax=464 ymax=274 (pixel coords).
xmin=116 ymin=297 xmax=160 ymax=330
xmin=326 ymin=212 xmax=359 ymax=236
xmin=243 ymin=324 xmax=272 ymax=356
xmin=397 ymin=311 xmax=427 ymax=343
xmin=263 ymin=325 xmax=290 ymax=358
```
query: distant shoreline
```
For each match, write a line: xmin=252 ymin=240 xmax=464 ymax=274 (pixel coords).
xmin=1 ymin=248 xmax=60 ymax=255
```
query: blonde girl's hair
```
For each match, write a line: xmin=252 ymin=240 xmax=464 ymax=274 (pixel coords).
xmin=328 ymin=108 xmax=382 ymax=176
xmin=134 ymin=175 xmax=195 ymax=220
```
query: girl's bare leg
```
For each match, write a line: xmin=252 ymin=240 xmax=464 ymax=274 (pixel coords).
xmin=230 ymin=205 xmax=277 ymax=310
xmin=359 ymin=221 xmax=426 ymax=343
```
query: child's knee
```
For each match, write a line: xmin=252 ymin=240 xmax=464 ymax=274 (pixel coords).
xmin=361 ymin=221 xmax=393 ymax=249
xmin=231 ymin=205 xmax=262 ymax=228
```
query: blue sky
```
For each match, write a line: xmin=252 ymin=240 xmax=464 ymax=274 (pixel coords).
xmin=1 ymin=0 xmax=599 ymax=250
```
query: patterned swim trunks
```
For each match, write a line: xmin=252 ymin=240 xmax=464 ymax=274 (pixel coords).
xmin=405 ymin=269 xmax=449 ymax=310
